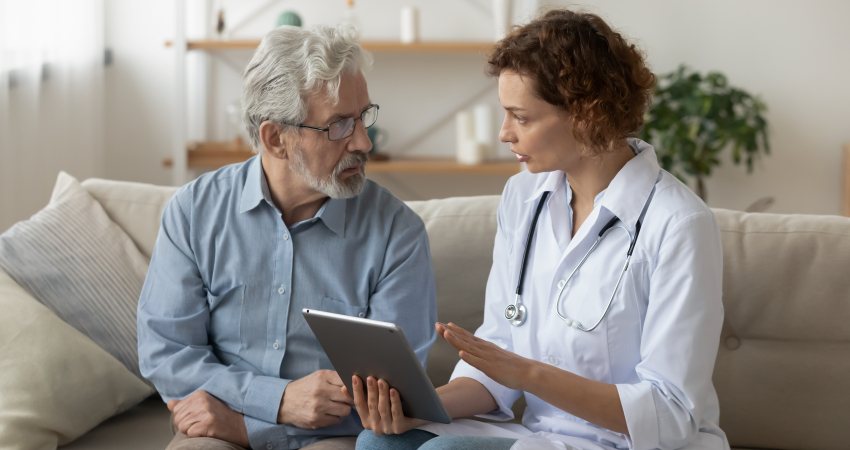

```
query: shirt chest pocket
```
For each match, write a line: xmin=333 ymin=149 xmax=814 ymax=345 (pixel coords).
xmin=321 ymin=295 xmax=367 ymax=318
xmin=207 ymin=284 xmax=245 ymax=353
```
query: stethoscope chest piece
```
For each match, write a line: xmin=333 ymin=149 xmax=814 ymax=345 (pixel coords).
xmin=505 ymin=302 xmax=527 ymax=326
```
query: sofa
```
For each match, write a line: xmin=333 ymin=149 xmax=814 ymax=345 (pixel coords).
xmin=1 ymin=173 xmax=848 ymax=450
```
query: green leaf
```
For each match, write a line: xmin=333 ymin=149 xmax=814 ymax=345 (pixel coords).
xmin=642 ymin=66 xmax=770 ymax=196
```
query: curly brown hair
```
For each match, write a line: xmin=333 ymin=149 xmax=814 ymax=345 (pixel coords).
xmin=488 ymin=9 xmax=655 ymax=152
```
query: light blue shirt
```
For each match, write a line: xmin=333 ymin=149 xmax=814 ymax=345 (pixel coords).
xmin=138 ymin=156 xmax=437 ymax=449
xmin=449 ymin=139 xmax=727 ymax=449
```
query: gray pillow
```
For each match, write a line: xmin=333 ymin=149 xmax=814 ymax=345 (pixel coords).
xmin=0 ymin=173 xmax=149 ymax=379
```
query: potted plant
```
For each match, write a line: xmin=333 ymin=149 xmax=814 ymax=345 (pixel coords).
xmin=640 ymin=65 xmax=770 ymax=201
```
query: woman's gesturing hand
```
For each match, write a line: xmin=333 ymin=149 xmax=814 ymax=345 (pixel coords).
xmin=437 ymin=322 xmax=537 ymax=391
xmin=348 ymin=375 xmax=426 ymax=435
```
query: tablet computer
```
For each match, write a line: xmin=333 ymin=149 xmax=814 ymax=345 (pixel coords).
xmin=302 ymin=308 xmax=451 ymax=424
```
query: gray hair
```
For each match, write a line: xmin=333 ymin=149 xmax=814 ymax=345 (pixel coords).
xmin=241 ymin=25 xmax=372 ymax=151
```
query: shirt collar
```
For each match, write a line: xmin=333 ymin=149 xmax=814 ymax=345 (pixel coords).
xmin=239 ymin=155 xmax=265 ymax=214
xmin=317 ymin=197 xmax=347 ymax=237
xmin=598 ymin=138 xmax=661 ymax=229
xmin=523 ymin=170 xmax=565 ymax=204
xmin=238 ymin=155 xmax=348 ymax=236
xmin=520 ymin=138 xmax=661 ymax=228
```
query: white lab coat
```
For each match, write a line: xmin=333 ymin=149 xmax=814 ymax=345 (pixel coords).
xmin=427 ymin=139 xmax=728 ymax=450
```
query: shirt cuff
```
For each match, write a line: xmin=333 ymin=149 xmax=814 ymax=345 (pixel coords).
xmin=451 ymin=360 xmax=520 ymax=421
xmin=244 ymin=376 xmax=289 ymax=423
xmin=244 ymin=415 xmax=289 ymax=450
xmin=617 ymin=382 xmax=660 ymax=450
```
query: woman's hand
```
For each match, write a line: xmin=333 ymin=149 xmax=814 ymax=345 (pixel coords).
xmin=437 ymin=322 xmax=537 ymax=391
xmin=349 ymin=375 xmax=426 ymax=435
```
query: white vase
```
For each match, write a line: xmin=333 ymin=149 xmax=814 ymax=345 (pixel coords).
xmin=400 ymin=6 xmax=419 ymax=43
xmin=456 ymin=111 xmax=483 ymax=165
xmin=492 ymin=0 xmax=513 ymax=40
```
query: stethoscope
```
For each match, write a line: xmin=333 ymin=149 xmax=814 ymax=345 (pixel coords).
xmin=505 ymin=174 xmax=658 ymax=330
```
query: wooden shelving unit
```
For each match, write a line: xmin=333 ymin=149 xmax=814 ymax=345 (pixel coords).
xmin=162 ymin=141 xmax=520 ymax=175
xmin=165 ymin=30 xmax=497 ymax=182
xmin=165 ymin=39 xmax=494 ymax=54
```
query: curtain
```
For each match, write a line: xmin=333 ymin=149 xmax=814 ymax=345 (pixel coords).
xmin=0 ymin=0 xmax=105 ymax=231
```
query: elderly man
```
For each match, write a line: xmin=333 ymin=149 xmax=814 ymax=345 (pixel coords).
xmin=137 ymin=25 xmax=436 ymax=450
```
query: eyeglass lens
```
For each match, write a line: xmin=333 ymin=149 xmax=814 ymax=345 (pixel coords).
xmin=327 ymin=105 xmax=379 ymax=140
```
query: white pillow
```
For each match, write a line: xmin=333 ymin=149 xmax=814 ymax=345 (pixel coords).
xmin=0 ymin=268 xmax=153 ymax=449
xmin=0 ymin=172 xmax=149 ymax=377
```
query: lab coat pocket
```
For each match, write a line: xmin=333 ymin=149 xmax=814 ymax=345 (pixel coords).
xmin=207 ymin=284 xmax=245 ymax=354
xmin=604 ymin=259 xmax=649 ymax=376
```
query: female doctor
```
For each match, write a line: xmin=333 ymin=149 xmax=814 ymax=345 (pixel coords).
xmin=353 ymin=9 xmax=728 ymax=450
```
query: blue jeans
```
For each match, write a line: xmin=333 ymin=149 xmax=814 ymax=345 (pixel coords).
xmin=356 ymin=429 xmax=517 ymax=450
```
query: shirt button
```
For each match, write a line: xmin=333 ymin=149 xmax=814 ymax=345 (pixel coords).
xmin=358 ymin=312 xmax=366 ymax=318
xmin=283 ymin=233 xmax=290 ymax=240
xmin=277 ymin=285 xmax=286 ymax=295
xmin=557 ymin=279 xmax=566 ymax=289
xmin=266 ymin=444 xmax=273 ymax=450
xmin=272 ymin=340 xmax=280 ymax=350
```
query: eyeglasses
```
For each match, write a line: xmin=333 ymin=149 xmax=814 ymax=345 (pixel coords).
xmin=295 ymin=104 xmax=379 ymax=141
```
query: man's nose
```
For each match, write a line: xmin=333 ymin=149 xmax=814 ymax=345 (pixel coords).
xmin=348 ymin=120 xmax=373 ymax=153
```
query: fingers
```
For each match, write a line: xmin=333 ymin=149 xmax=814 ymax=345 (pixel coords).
xmin=328 ymin=384 xmax=354 ymax=405
xmin=378 ymin=379 xmax=392 ymax=433
xmin=366 ymin=377 xmax=381 ymax=433
xmin=442 ymin=329 xmax=476 ymax=354
xmin=185 ymin=419 xmax=206 ymax=438
xmin=458 ymin=349 xmax=491 ymax=374
xmin=389 ymin=388 xmax=406 ymax=433
xmin=325 ymin=400 xmax=352 ymax=418
xmin=322 ymin=370 xmax=345 ymax=387
xmin=351 ymin=376 xmax=369 ymax=423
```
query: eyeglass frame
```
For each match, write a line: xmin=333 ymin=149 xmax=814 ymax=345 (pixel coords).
xmin=289 ymin=103 xmax=380 ymax=141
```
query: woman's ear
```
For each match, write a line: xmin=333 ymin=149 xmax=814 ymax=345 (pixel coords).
xmin=259 ymin=121 xmax=291 ymax=159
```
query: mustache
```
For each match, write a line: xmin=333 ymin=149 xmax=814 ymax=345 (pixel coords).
xmin=333 ymin=152 xmax=368 ymax=175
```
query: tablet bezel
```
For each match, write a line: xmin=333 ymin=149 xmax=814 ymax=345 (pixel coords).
xmin=302 ymin=308 xmax=451 ymax=424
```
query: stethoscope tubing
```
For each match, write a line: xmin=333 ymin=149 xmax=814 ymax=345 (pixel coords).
xmin=506 ymin=170 xmax=659 ymax=330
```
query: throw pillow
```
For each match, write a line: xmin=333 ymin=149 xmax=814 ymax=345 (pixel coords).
xmin=0 ymin=268 xmax=153 ymax=449
xmin=0 ymin=172 xmax=149 ymax=378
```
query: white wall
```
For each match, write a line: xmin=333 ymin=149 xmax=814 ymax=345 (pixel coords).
xmin=576 ymin=0 xmax=850 ymax=213
xmin=104 ymin=0 xmax=175 ymax=186
xmin=101 ymin=0 xmax=850 ymax=214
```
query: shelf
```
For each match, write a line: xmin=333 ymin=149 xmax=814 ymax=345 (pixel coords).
xmin=162 ymin=141 xmax=520 ymax=175
xmin=164 ymin=39 xmax=494 ymax=54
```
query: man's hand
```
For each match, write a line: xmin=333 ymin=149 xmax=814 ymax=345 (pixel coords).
xmin=167 ymin=390 xmax=249 ymax=447
xmin=278 ymin=370 xmax=353 ymax=429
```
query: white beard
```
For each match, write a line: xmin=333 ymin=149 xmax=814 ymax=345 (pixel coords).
xmin=291 ymin=149 xmax=367 ymax=199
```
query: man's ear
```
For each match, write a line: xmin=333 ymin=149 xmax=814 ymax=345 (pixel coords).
xmin=259 ymin=121 xmax=292 ymax=159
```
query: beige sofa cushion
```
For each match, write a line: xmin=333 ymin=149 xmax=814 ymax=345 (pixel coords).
xmin=0 ymin=173 xmax=151 ymax=377
xmin=0 ymin=269 xmax=152 ymax=449
xmin=80 ymin=178 xmax=177 ymax=259
xmin=407 ymin=195 xmax=500 ymax=386
xmin=713 ymin=209 xmax=850 ymax=450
